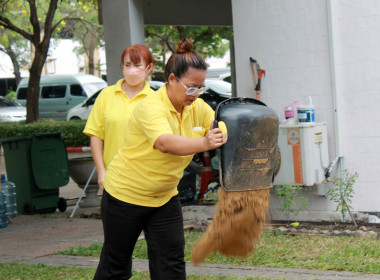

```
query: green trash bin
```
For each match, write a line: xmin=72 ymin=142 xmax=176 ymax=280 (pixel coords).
xmin=1 ymin=132 xmax=69 ymax=215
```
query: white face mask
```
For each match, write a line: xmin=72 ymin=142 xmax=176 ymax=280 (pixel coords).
xmin=124 ymin=64 xmax=150 ymax=86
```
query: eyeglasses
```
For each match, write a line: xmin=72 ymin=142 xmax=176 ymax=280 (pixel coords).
xmin=176 ymin=78 xmax=208 ymax=95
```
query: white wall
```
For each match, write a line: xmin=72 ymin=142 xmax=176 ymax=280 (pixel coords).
xmin=49 ymin=40 xmax=83 ymax=75
xmin=0 ymin=54 xmax=29 ymax=78
xmin=232 ymin=0 xmax=380 ymax=220
xmin=336 ymin=0 xmax=380 ymax=212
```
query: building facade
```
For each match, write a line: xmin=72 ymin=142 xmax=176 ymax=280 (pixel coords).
xmin=102 ymin=0 xmax=380 ymax=222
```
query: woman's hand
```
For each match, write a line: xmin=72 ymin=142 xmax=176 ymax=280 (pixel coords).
xmin=97 ymin=169 xmax=106 ymax=191
xmin=203 ymin=121 xmax=228 ymax=150
xmin=154 ymin=121 xmax=227 ymax=155
xmin=90 ymin=135 xmax=106 ymax=191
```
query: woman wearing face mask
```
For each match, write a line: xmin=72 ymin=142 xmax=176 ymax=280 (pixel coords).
xmin=84 ymin=45 xmax=155 ymax=280
xmin=84 ymin=44 xmax=155 ymax=191
xmin=93 ymin=39 xmax=227 ymax=280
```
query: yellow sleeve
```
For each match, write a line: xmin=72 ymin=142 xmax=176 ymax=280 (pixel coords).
xmin=197 ymin=98 xmax=227 ymax=135
xmin=130 ymin=97 xmax=173 ymax=147
xmin=83 ymin=87 xmax=108 ymax=139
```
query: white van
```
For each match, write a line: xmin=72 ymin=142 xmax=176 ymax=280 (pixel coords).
xmin=16 ymin=74 xmax=107 ymax=120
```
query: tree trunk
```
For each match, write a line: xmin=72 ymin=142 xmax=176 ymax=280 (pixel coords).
xmin=26 ymin=48 xmax=49 ymax=123
xmin=6 ymin=47 xmax=21 ymax=86
xmin=97 ymin=0 xmax=103 ymax=24
xmin=161 ymin=40 xmax=166 ymax=69
xmin=88 ymin=34 xmax=95 ymax=75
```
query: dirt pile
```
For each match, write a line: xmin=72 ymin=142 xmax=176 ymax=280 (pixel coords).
xmin=191 ymin=188 xmax=270 ymax=264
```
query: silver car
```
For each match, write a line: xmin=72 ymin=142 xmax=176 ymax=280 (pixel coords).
xmin=199 ymin=79 xmax=232 ymax=110
xmin=0 ymin=96 xmax=26 ymax=122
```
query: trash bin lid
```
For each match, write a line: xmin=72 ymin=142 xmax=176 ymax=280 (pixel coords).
xmin=31 ymin=138 xmax=69 ymax=189
xmin=215 ymin=97 xmax=279 ymax=191
xmin=0 ymin=135 xmax=33 ymax=143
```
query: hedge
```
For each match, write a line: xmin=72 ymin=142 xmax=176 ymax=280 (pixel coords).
xmin=0 ymin=119 xmax=89 ymax=147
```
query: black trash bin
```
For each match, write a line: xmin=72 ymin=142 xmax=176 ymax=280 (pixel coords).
xmin=1 ymin=132 xmax=69 ymax=214
xmin=215 ymin=97 xmax=279 ymax=191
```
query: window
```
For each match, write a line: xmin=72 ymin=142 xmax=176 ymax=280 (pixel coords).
xmin=17 ymin=88 xmax=28 ymax=100
xmin=82 ymin=82 xmax=107 ymax=96
xmin=0 ymin=98 xmax=10 ymax=107
xmin=86 ymin=90 xmax=101 ymax=106
xmin=70 ymin=84 xmax=86 ymax=97
xmin=0 ymin=97 xmax=22 ymax=107
xmin=41 ymin=86 xmax=66 ymax=99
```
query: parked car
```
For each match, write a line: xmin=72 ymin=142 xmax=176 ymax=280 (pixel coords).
xmin=67 ymin=80 xmax=165 ymax=120
xmin=206 ymin=67 xmax=231 ymax=82
xmin=0 ymin=96 xmax=26 ymax=122
xmin=219 ymin=72 xmax=231 ymax=83
xmin=148 ymin=80 xmax=165 ymax=90
xmin=200 ymin=79 xmax=232 ymax=110
xmin=16 ymin=74 xmax=107 ymax=120
xmin=67 ymin=88 xmax=102 ymax=120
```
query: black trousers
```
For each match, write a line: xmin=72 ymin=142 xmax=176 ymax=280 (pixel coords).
xmin=94 ymin=190 xmax=186 ymax=280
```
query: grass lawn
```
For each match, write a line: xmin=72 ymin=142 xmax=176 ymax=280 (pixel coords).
xmin=0 ymin=263 xmax=275 ymax=280
xmin=59 ymin=231 xmax=380 ymax=274
xmin=1 ymin=231 xmax=378 ymax=279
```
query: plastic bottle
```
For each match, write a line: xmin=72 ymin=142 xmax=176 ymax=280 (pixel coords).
xmin=1 ymin=174 xmax=17 ymax=218
xmin=283 ymin=101 xmax=299 ymax=119
xmin=297 ymin=96 xmax=315 ymax=124
xmin=0 ymin=190 xmax=8 ymax=229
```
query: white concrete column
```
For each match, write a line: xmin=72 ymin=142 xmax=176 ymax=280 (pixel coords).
xmin=102 ymin=0 xmax=145 ymax=85
xmin=231 ymin=0 xmax=257 ymax=98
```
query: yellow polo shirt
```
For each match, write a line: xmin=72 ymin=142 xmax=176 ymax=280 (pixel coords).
xmin=83 ymin=79 xmax=154 ymax=168
xmin=104 ymin=84 xmax=227 ymax=207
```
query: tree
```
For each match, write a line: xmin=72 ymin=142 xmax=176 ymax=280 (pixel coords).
xmin=0 ymin=0 xmax=99 ymax=123
xmin=0 ymin=28 xmax=30 ymax=86
xmin=62 ymin=1 xmax=104 ymax=75
xmin=145 ymin=25 xmax=232 ymax=76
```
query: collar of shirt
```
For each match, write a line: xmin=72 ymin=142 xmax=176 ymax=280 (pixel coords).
xmin=159 ymin=83 xmax=193 ymax=116
xmin=115 ymin=79 xmax=152 ymax=98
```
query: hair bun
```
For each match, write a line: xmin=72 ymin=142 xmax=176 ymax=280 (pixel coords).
xmin=176 ymin=39 xmax=193 ymax=53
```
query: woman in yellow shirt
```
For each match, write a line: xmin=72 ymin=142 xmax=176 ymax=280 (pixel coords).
xmin=94 ymin=39 xmax=227 ymax=280
xmin=84 ymin=44 xmax=155 ymax=189
xmin=83 ymin=44 xmax=155 ymax=280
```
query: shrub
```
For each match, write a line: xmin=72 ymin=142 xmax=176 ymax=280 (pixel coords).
xmin=0 ymin=119 xmax=89 ymax=147
xmin=5 ymin=91 xmax=16 ymax=100
xmin=326 ymin=169 xmax=359 ymax=224
xmin=275 ymin=184 xmax=309 ymax=222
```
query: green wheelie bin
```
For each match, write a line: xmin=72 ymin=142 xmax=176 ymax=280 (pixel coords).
xmin=1 ymin=132 xmax=69 ymax=215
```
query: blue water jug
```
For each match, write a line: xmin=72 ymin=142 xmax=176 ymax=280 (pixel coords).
xmin=1 ymin=174 xmax=17 ymax=218
xmin=0 ymin=190 xmax=8 ymax=229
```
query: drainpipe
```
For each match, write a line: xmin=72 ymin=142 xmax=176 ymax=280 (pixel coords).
xmin=327 ymin=0 xmax=346 ymax=221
